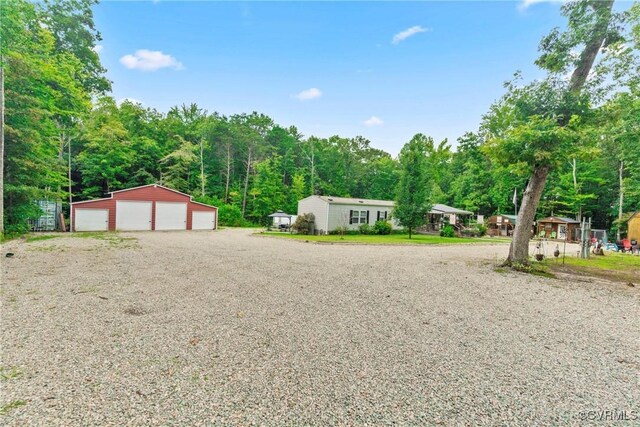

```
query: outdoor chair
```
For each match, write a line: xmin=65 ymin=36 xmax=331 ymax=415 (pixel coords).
xmin=539 ymin=231 xmax=546 ymax=238
xmin=550 ymin=231 xmax=557 ymax=239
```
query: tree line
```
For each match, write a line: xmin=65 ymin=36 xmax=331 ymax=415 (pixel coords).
xmin=1 ymin=0 xmax=638 ymax=245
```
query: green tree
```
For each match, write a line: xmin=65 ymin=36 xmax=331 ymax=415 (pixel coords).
xmin=77 ymin=97 xmax=133 ymax=197
xmin=249 ymin=157 xmax=286 ymax=224
xmin=394 ymin=134 xmax=432 ymax=239
xmin=491 ymin=0 xmax=619 ymax=265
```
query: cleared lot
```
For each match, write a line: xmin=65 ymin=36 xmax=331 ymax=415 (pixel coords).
xmin=1 ymin=229 xmax=638 ymax=425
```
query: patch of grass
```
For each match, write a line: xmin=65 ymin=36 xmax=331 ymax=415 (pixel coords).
xmin=510 ymin=261 xmax=556 ymax=278
xmin=0 ymin=367 xmax=23 ymax=381
xmin=25 ymin=234 xmax=59 ymax=243
xmin=545 ymin=252 xmax=640 ymax=283
xmin=258 ymin=232 xmax=511 ymax=246
xmin=0 ymin=400 xmax=27 ymax=415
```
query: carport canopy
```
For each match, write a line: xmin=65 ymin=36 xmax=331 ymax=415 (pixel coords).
xmin=268 ymin=211 xmax=294 ymax=225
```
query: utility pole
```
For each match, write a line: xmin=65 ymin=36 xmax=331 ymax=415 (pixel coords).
xmin=0 ymin=64 xmax=5 ymax=234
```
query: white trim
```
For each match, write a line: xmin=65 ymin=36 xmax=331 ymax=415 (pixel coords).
xmin=71 ymin=196 xmax=113 ymax=205
xmin=109 ymin=183 xmax=191 ymax=198
xmin=190 ymin=200 xmax=218 ymax=209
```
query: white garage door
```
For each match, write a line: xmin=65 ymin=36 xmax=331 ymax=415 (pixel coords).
xmin=75 ymin=209 xmax=108 ymax=231
xmin=192 ymin=211 xmax=215 ymax=230
xmin=155 ymin=202 xmax=187 ymax=230
xmin=116 ymin=201 xmax=152 ymax=231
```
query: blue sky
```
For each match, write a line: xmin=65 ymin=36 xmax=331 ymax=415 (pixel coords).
xmin=94 ymin=0 xmax=570 ymax=156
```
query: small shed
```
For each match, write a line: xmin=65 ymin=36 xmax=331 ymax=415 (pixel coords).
xmin=486 ymin=214 xmax=517 ymax=237
xmin=626 ymin=211 xmax=640 ymax=240
xmin=71 ymin=184 xmax=218 ymax=232
xmin=536 ymin=216 xmax=580 ymax=241
xmin=268 ymin=211 xmax=297 ymax=229
xmin=425 ymin=204 xmax=473 ymax=231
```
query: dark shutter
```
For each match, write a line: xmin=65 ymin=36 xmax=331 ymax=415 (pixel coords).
xmin=366 ymin=211 xmax=370 ymax=224
xmin=349 ymin=210 xmax=353 ymax=224
xmin=377 ymin=211 xmax=380 ymax=221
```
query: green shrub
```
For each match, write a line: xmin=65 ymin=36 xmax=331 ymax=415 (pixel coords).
xmin=359 ymin=223 xmax=372 ymax=235
xmin=292 ymin=213 xmax=316 ymax=235
xmin=461 ymin=229 xmax=478 ymax=237
xmin=374 ymin=220 xmax=392 ymax=235
xmin=440 ymin=225 xmax=456 ymax=237
xmin=477 ymin=224 xmax=487 ymax=237
xmin=218 ymin=204 xmax=244 ymax=227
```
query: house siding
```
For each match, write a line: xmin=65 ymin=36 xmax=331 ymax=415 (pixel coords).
xmin=327 ymin=204 xmax=393 ymax=231
xmin=628 ymin=215 xmax=640 ymax=240
xmin=71 ymin=185 xmax=217 ymax=231
xmin=297 ymin=196 xmax=329 ymax=231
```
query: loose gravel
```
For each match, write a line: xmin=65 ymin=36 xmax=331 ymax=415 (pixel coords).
xmin=1 ymin=229 xmax=638 ymax=426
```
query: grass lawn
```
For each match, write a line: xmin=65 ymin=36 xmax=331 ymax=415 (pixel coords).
xmin=545 ymin=251 xmax=640 ymax=283
xmin=258 ymin=231 xmax=511 ymax=245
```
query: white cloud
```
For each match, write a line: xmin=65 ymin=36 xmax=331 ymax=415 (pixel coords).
xmin=363 ymin=116 xmax=384 ymax=126
xmin=294 ymin=87 xmax=322 ymax=101
xmin=518 ymin=0 xmax=566 ymax=11
xmin=92 ymin=45 xmax=103 ymax=54
xmin=392 ymin=26 xmax=430 ymax=44
xmin=120 ymin=49 xmax=184 ymax=71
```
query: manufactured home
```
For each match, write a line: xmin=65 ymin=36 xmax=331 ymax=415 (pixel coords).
xmin=71 ymin=184 xmax=218 ymax=232
xmin=297 ymin=195 xmax=399 ymax=233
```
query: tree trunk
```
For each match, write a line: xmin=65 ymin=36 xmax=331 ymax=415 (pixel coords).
xmin=617 ymin=160 xmax=624 ymax=241
xmin=199 ymin=138 xmax=206 ymax=197
xmin=505 ymin=165 xmax=550 ymax=265
xmin=408 ymin=227 xmax=412 ymax=239
xmin=224 ymin=143 xmax=231 ymax=203
xmin=572 ymin=158 xmax=581 ymax=221
xmin=68 ymin=133 xmax=72 ymax=212
xmin=242 ymin=147 xmax=252 ymax=217
xmin=568 ymin=0 xmax=614 ymax=93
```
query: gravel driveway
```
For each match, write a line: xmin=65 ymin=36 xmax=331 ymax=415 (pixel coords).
xmin=1 ymin=229 xmax=638 ymax=426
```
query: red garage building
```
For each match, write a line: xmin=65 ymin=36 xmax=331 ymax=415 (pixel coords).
xmin=71 ymin=184 xmax=218 ymax=232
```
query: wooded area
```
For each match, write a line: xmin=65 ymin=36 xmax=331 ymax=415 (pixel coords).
xmin=1 ymin=0 xmax=639 ymax=243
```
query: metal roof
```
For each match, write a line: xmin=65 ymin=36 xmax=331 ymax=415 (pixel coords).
xmin=538 ymin=216 xmax=580 ymax=224
xmin=315 ymin=195 xmax=395 ymax=207
xmin=488 ymin=214 xmax=518 ymax=223
xmin=429 ymin=204 xmax=473 ymax=215
xmin=268 ymin=211 xmax=294 ymax=218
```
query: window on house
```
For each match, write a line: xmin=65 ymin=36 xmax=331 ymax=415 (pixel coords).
xmin=377 ymin=210 xmax=389 ymax=221
xmin=351 ymin=210 xmax=368 ymax=224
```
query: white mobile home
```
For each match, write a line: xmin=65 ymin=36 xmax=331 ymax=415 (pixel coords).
xmin=297 ymin=195 xmax=399 ymax=233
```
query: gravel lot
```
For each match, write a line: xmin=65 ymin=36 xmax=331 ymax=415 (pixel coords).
xmin=1 ymin=228 xmax=638 ymax=426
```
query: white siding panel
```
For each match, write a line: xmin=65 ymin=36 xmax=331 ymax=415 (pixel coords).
xmin=116 ymin=201 xmax=152 ymax=231
xmin=297 ymin=196 xmax=329 ymax=232
xmin=75 ymin=209 xmax=108 ymax=231
xmin=327 ymin=205 xmax=399 ymax=232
